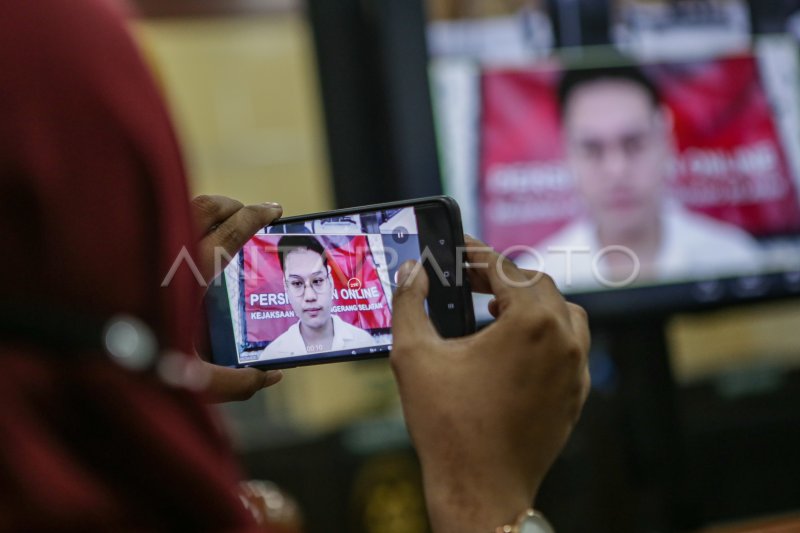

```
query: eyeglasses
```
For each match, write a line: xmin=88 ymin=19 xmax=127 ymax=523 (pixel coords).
xmin=285 ymin=274 xmax=330 ymax=296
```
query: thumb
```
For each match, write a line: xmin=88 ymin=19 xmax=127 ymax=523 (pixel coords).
xmin=391 ymin=260 xmax=439 ymax=346
xmin=204 ymin=363 xmax=283 ymax=403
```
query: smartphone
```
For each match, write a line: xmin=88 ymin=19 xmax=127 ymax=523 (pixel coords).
xmin=205 ymin=196 xmax=475 ymax=370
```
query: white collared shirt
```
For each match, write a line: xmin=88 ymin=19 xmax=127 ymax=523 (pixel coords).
xmin=257 ymin=315 xmax=376 ymax=361
xmin=516 ymin=204 xmax=762 ymax=291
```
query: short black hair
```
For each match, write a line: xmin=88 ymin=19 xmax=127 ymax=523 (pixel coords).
xmin=557 ymin=64 xmax=661 ymax=118
xmin=277 ymin=235 xmax=327 ymax=273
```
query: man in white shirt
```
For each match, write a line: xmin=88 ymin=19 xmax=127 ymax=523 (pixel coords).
xmin=532 ymin=201 xmax=762 ymax=290
xmin=260 ymin=235 xmax=375 ymax=359
xmin=518 ymin=64 xmax=761 ymax=290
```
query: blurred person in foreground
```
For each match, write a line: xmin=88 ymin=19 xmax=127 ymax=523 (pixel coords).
xmin=0 ymin=1 xmax=589 ymax=532
xmin=518 ymin=64 xmax=761 ymax=290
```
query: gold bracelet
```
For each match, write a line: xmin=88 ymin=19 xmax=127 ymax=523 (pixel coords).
xmin=495 ymin=508 xmax=555 ymax=533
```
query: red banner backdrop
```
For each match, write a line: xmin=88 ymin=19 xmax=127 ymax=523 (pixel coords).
xmin=240 ymin=234 xmax=392 ymax=349
xmin=654 ymin=56 xmax=800 ymax=233
xmin=479 ymin=54 xmax=800 ymax=252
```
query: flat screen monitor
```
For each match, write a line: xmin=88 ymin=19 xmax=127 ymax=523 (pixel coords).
xmin=429 ymin=0 xmax=800 ymax=320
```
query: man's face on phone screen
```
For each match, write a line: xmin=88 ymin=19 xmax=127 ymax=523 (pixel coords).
xmin=283 ymin=248 xmax=333 ymax=330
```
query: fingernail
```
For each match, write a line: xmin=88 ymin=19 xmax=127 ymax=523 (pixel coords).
xmin=264 ymin=370 xmax=283 ymax=385
xmin=397 ymin=260 xmax=416 ymax=286
xmin=263 ymin=202 xmax=282 ymax=210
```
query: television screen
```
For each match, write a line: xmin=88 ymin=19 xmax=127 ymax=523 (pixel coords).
xmin=429 ymin=0 xmax=800 ymax=318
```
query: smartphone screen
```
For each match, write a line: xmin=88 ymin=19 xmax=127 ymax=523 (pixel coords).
xmin=206 ymin=197 xmax=474 ymax=369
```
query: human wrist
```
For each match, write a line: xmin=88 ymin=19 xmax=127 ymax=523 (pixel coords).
xmin=421 ymin=468 xmax=537 ymax=533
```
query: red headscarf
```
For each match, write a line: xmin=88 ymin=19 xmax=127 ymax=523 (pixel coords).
xmin=0 ymin=0 xmax=260 ymax=529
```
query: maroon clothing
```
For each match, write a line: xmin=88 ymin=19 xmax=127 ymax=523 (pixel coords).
xmin=0 ymin=0 xmax=260 ymax=530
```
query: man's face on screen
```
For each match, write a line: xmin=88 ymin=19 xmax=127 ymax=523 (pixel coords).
xmin=563 ymin=79 xmax=670 ymax=240
xmin=283 ymin=248 xmax=333 ymax=331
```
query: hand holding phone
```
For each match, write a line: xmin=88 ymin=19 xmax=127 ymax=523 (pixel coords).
xmin=389 ymin=238 xmax=591 ymax=533
xmin=191 ymin=195 xmax=286 ymax=401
